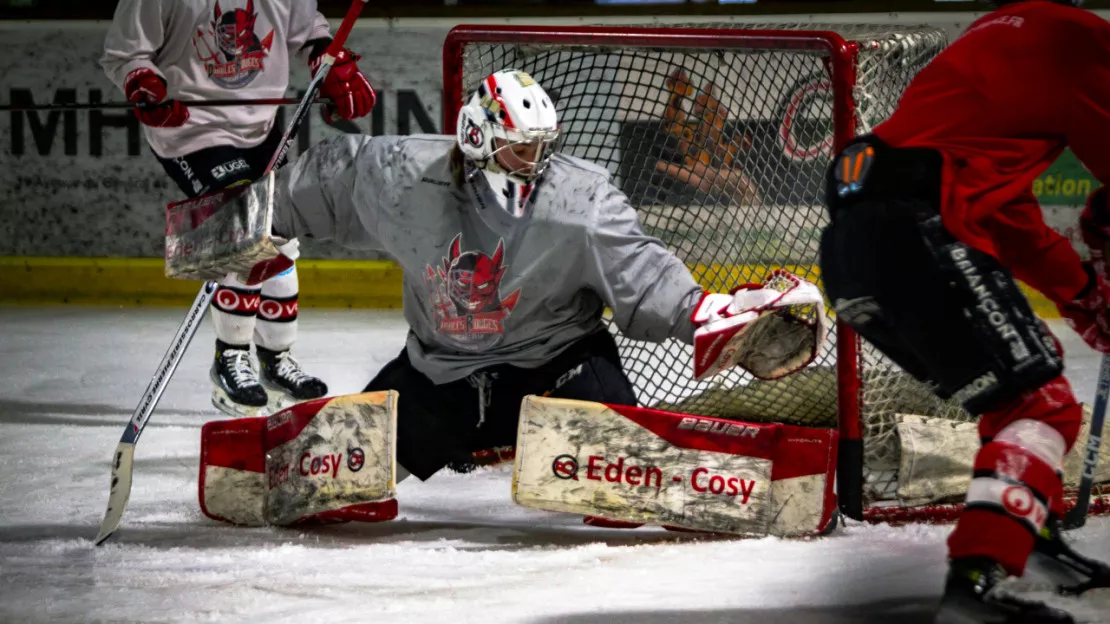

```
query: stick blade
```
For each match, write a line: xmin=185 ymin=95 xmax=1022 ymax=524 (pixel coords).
xmin=94 ymin=443 xmax=136 ymax=546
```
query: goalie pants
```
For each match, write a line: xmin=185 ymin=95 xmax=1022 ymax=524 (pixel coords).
xmin=362 ymin=329 xmax=639 ymax=481
xmin=819 ymin=135 xmax=1082 ymax=575
xmin=156 ymin=126 xmax=299 ymax=351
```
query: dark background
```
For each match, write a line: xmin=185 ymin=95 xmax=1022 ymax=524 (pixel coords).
xmin=7 ymin=0 xmax=1095 ymax=21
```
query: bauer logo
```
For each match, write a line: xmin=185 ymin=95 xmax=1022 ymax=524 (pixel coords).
xmin=677 ymin=417 xmax=760 ymax=438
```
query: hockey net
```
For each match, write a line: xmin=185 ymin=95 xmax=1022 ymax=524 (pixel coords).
xmin=442 ymin=24 xmax=1110 ymax=522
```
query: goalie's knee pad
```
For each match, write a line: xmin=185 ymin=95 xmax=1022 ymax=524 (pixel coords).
xmin=821 ymin=136 xmax=1062 ymax=415
xmin=948 ymin=419 xmax=1066 ymax=575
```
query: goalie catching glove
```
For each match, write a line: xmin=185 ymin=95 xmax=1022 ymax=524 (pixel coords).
xmin=691 ymin=270 xmax=826 ymax=381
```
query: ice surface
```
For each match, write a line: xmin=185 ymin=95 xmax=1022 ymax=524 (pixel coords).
xmin=2 ymin=307 xmax=1109 ymax=623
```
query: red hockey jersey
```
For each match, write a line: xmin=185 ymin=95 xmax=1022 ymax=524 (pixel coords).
xmin=874 ymin=1 xmax=1110 ymax=304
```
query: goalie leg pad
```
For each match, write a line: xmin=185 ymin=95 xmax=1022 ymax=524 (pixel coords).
xmin=199 ymin=391 xmax=399 ymax=526
xmin=513 ymin=396 xmax=838 ymax=537
xmin=820 ymin=148 xmax=1061 ymax=414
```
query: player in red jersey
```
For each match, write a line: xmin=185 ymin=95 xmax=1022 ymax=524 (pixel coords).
xmin=819 ymin=1 xmax=1110 ymax=622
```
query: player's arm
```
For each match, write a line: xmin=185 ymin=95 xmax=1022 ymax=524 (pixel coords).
xmin=289 ymin=0 xmax=374 ymax=122
xmin=271 ymin=134 xmax=395 ymax=250
xmin=288 ymin=0 xmax=333 ymax=64
xmin=165 ymin=135 xmax=400 ymax=284
xmin=583 ymin=179 xmax=703 ymax=345
xmin=1064 ymin=15 xmax=1110 ymax=215
xmin=98 ymin=0 xmax=187 ymax=128
xmin=1051 ymin=16 xmax=1110 ymax=353
xmin=583 ymin=178 xmax=823 ymax=380
xmin=98 ymin=0 xmax=166 ymax=92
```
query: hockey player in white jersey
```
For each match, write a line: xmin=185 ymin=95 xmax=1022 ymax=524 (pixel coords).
xmin=100 ymin=0 xmax=376 ymax=417
xmin=192 ymin=69 xmax=822 ymax=486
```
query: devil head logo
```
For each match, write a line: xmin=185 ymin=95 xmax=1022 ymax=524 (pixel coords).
xmin=213 ymin=0 xmax=260 ymax=59
xmin=424 ymin=233 xmax=521 ymax=350
xmin=193 ymin=0 xmax=274 ymax=89
xmin=444 ymin=235 xmax=509 ymax=314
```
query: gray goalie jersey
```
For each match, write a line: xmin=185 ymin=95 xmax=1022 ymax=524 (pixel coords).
xmin=273 ymin=134 xmax=702 ymax=384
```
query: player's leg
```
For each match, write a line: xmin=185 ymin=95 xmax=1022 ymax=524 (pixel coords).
xmin=157 ymin=144 xmax=268 ymax=416
xmin=821 ymin=138 xmax=1079 ymax=622
xmin=158 ymin=138 xmax=288 ymax=416
xmin=209 ymin=273 xmax=268 ymax=416
xmin=254 ymin=264 xmax=328 ymax=403
xmin=361 ymin=349 xmax=484 ymax=481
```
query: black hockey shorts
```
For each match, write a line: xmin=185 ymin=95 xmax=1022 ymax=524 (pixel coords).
xmin=362 ymin=330 xmax=639 ymax=481
xmin=156 ymin=123 xmax=283 ymax=198
xmin=819 ymin=135 xmax=1062 ymax=415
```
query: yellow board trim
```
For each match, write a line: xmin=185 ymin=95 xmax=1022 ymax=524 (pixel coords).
xmin=0 ymin=256 xmax=405 ymax=308
xmin=0 ymin=256 xmax=1061 ymax=318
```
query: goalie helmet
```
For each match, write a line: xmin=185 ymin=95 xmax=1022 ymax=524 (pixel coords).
xmin=456 ymin=70 xmax=560 ymax=217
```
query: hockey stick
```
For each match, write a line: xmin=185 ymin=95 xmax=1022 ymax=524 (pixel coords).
xmin=0 ymin=98 xmax=323 ymax=112
xmin=1063 ymin=353 xmax=1110 ymax=530
xmin=93 ymin=0 xmax=371 ymax=546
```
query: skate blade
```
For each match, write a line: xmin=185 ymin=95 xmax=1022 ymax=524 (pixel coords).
xmin=265 ymin=389 xmax=297 ymax=415
xmin=210 ymin=388 xmax=268 ymax=418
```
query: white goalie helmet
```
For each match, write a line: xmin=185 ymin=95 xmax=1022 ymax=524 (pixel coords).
xmin=456 ymin=69 xmax=560 ymax=217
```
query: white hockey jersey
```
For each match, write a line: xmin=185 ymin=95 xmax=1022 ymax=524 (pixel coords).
xmin=100 ymin=0 xmax=331 ymax=159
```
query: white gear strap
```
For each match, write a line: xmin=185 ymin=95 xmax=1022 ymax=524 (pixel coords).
xmin=692 ymin=270 xmax=827 ymax=381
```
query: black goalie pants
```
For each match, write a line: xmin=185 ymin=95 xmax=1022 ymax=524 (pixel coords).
xmin=362 ymin=330 xmax=639 ymax=481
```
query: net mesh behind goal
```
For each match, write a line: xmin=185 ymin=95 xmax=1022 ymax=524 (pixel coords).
xmin=443 ymin=23 xmax=974 ymax=516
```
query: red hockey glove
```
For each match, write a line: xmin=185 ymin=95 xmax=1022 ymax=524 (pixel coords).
xmin=124 ymin=68 xmax=189 ymax=128
xmin=1080 ymin=187 xmax=1110 ymax=279
xmin=1059 ymin=263 xmax=1110 ymax=354
xmin=312 ymin=48 xmax=375 ymax=123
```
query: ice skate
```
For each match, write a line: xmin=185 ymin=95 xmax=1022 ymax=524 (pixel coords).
xmin=1033 ymin=516 xmax=1110 ymax=595
xmin=257 ymin=345 xmax=328 ymax=410
xmin=935 ymin=557 xmax=1074 ymax=624
xmin=210 ymin=339 xmax=269 ymax=418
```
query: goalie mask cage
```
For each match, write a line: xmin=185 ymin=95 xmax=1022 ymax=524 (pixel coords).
xmin=442 ymin=24 xmax=1106 ymax=524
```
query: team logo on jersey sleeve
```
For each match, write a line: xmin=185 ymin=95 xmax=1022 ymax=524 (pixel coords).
xmin=424 ymin=233 xmax=521 ymax=350
xmin=192 ymin=0 xmax=275 ymax=89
